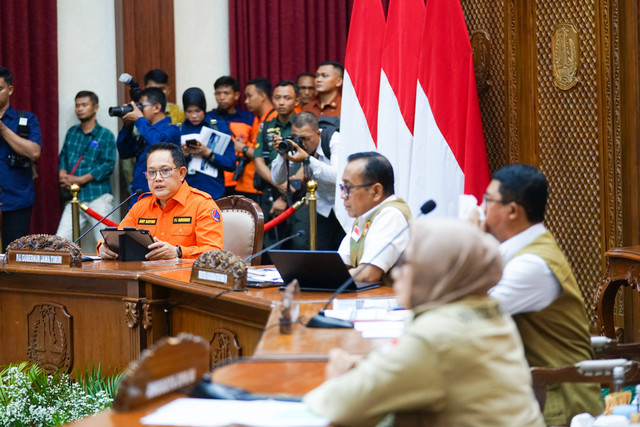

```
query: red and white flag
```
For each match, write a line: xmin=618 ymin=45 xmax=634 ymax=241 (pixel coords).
xmin=335 ymin=0 xmax=386 ymax=229
xmin=376 ymin=0 xmax=425 ymax=200
xmin=410 ymin=0 xmax=490 ymax=216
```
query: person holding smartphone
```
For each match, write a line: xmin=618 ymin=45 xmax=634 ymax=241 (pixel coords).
xmin=180 ymin=87 xmax=236 ymax=199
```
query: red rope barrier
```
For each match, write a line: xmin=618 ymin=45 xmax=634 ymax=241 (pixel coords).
xmin=80 ymin=204 xmax=118 ymax=227
xmin=263 ymin=198 xmax=305 ymax=232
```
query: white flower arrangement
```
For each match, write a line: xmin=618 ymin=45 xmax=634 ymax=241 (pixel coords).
xmin=0 ymin=363 xmax=118 ymax=426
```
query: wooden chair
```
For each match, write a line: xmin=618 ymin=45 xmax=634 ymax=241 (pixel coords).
xmin=592 ymin=336 xmax=640 ymax=360
xmin=216 ymin=195 xmax=264 ymax=265
xmin=531 ymin=359 xmax=640 ymax=412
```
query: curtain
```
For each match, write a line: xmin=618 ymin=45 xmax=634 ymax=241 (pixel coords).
xmin=0 ymin=0 xmax=60 ymax=235
xmin=229 ymin=0 xmax=355 ymax=93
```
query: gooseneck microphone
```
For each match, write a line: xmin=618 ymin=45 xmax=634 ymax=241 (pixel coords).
xmin=73 ymin=189 xmax=144 ymax=244
xmin=244 ymin=230 xmax=306 ymax=264
xmin=306 ymin=200 xmax=437 ymax=329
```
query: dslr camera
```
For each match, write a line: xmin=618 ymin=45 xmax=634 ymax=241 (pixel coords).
xmin=109 ymin=73 xmax=143 ymax=117
xmin=276 ymin=135 xmax=304 ymax=154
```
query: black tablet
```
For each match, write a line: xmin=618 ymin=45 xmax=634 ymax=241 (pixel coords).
xmin=100 ymin=227 xmax=154 ymax=254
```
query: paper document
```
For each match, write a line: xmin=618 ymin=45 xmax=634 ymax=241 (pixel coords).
xmin=355 ymin=321 xmax=405 ymax=339
xmin=140 ymin=398 xmax=329 ymax=427
xmin=323 ymin=308 xmax=411 ymax=322
xmin=331 ymin=297 xmax=399 ymax=310
xmin=247 ymin=267 xmax=283 ymax=284
xmin=185 ymin=127 xmax=232 ymax=179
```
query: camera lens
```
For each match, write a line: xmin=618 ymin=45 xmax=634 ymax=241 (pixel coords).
xmin=108 ymin=105 xmax=134 ymax=117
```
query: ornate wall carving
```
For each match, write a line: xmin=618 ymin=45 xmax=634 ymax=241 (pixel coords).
xmin=209 ymin=328 xmax=241 ymax=368
xmin=461 ymin=0 xmax=508 ymax=173
xmin=462 ymin=0 xmax=625 ymax=328
xmin=27 ymin=303 xmax=73 ymax=374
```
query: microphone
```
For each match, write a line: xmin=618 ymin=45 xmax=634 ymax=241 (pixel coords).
xmin=74 ymin=189 xmax=144 ymax=244
xmin=307 ymin=200 xmax=436 ymax=328
xmin=244 ymin=230 xmax=306 ymax=264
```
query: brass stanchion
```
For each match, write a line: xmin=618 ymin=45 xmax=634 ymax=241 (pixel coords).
xmin=70 ymin=184 xmax=81 ymax=242
xmin=307 ymin=180 xmax=318 ymax=250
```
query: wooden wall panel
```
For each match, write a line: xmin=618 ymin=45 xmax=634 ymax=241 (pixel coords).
xmin=117 ymin=0 xmax=176 ymax=103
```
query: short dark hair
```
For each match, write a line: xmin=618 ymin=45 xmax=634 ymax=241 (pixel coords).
xmin=75 ymin=90 xmax=99 ymax=105
xmin=214 ymin=76 xmax=239 ymax=92
xmin=296 ymin=72 xmax=315 ymax=82
xmin=492 ymin=164 xmax=548 ymax=223
xmin=247 ymin=77 xmax=271 ymax=98
xmin=144 ymin=69 xmax=169 ymax=85
xmin=141 ymin=87 xmax=167 ymax=112
xmin=148 ymin=142 xmax=186 ymax=168
xmin=274 ymin=80 xmax=299 ymax=95
xmin=291 ymin=111 xmax=318 ymax=131
xmin=347 ymin=152 xmax=394 ymax=196
xmin=0 ymin=67 xmax=13 ymax=85
xmin=318 ymin=61 xmax=344 ymax=78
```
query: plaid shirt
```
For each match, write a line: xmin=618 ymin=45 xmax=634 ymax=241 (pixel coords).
xmin=58 ymin=122 xmax=116 ymax=201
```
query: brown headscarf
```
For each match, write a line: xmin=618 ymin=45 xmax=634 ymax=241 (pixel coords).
xmin=405 ymin=217 xmax=503 ymax=309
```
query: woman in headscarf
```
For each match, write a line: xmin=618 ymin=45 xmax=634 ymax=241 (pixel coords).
xmin=304 ymin=218 xmax=545 ymax=426
xmin=180 ymin=87 xmax=236 ymax=199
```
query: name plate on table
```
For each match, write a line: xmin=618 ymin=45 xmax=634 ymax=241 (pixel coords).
xmin=190 ymin=266 xmax=246 ymax=290
xmin=8 ymin=250 xmax=72 ymax=267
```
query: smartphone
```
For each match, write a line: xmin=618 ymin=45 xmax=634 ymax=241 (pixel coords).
xmin=186 ymin=139 xmax=198 ymax=147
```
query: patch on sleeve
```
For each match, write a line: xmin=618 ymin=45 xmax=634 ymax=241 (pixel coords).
xmin=172 ymin=216 xmax=193 ymax=224
xmin=211 ymin=208 xmax=221 ymax=222
xmin=138 ymin=218 xmax=157 ymax=225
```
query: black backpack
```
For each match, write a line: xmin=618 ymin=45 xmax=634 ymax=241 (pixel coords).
xmin=317 ymin=116 xmax=339 ymax=160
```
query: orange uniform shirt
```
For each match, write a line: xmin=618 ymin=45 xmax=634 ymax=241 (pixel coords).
xmin=303 ymin=92 xmax=342 ymax=117
xmin=118 ymin=182 xmax=223 ymax=259
xmin=238 ymin=107 xmax=279 ymax=194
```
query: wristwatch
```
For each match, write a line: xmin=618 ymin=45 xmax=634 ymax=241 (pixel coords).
xmin=242 ymin=145 xmax=249 ymax=155
xmin=176 ymin=245 xmax=183 ymax=258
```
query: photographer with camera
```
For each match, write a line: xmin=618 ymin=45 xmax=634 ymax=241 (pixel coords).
xmin=0 ymin=67 xmax=42 ymax=251
xmin=115 ymin=87 xmax=181 ymax=207
xmin=271 ymin=111 xmax=345 ymax=250
xmin=253 ymin=80 xmax=303 ymax=252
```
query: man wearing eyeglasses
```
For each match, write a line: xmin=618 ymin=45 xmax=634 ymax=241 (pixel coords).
xmin=98 ymin=143 xmax=223 ymax=260
xmin=336 ymin=152 xmax=411 ymax=283
xmin=271 ymin=111 xmax=345 ymax=250
xmin=474 ymin=164 xmax=602 ymax=425
xmin=116 ymin=87 xmax=181 ymax=207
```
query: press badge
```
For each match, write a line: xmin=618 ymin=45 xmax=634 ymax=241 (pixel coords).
xmin=89 ymin=140 xmax=99 ymax=148
xmin=19 ymin=117 xmax=28 ymax=126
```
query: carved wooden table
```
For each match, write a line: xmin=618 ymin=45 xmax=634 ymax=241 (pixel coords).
xmin=0 ymin=259 xmax=194 ymax=374
xmin=595 ymin=246 xmax=640 ymax=341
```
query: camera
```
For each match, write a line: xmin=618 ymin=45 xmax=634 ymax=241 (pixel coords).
xmin=108 ymin=103 xmax=143 ymax=117
xmin=7 ymin=154 xmax=31 ymax=169
xmin=263 ymin=128 xmax=281 ymax=159
xmin=109 ymin=73 xmax=143 ymax=117
xmin=276 ymin=135 xmax=303 ymax=154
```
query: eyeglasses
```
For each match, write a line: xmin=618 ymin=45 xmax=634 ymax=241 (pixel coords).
xmin=141 ymin=103 xmax=156 ymax=109
xmin=483 ymin=194 xmax=507 ymax=205
xmin=339 ymin=182 xmax=374 ymax=197
xmin=144 ymin=167 xmax=178 ymax=180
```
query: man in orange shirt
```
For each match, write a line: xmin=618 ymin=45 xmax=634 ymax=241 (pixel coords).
xmin=236 ymin=77 xmax=277 ymax=202
xmin=98 ymin=143 xmax=223 ymax=260
xmin=303 ymin=61 xmax=343 ymax=118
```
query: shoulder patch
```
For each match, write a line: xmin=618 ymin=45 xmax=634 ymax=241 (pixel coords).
xmin=211 ymin=208 xmax=222 ymax=222
xmin=190 ymin=187 xmax=213 ymax=199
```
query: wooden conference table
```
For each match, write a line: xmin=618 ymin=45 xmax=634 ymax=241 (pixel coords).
xmin=0 ymin=257 xmax=394 ymax=425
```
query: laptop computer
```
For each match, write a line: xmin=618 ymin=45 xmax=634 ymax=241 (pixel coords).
xmin=269 ymin=249 xmax=381 ymax=292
